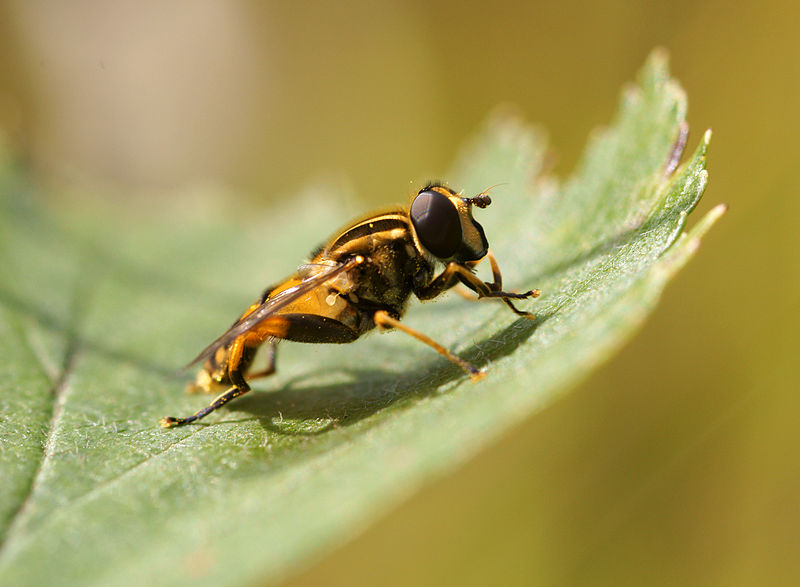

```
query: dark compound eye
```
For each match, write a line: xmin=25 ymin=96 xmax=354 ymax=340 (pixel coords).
xmin=410 ymin=189 xmax=462 ymax=258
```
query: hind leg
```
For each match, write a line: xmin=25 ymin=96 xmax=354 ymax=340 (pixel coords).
xmin=161 ymin=337 xmax=259 ymax=427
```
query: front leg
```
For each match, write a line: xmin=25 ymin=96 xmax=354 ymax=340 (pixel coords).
xmin=414 ymin=263 xmax=461 ymax=301
xmin=454 ymin=251 xmax=512 ymax=298
xmin=415 ymin=252 xmax=540 ymax=317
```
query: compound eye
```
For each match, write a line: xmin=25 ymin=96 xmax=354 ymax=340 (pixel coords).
xmin=410 ymin=189 xmax=462 ymax=258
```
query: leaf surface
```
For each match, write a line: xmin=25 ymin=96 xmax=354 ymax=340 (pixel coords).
xmin=0 ymin=53 xmax=722 ymax=586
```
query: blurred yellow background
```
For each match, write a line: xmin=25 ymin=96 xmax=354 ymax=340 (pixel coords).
xmin=1 ymin=0 xmax=797 ymax=584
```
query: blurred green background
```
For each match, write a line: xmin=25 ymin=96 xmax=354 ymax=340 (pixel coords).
xmin=1 ymin=0 xmax=797 ymax=584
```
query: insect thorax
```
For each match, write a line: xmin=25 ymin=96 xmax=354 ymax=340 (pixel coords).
xmin=325 ymin=214 xmax=432 ymax=316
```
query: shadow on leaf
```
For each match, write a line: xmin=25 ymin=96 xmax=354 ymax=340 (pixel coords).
xmin=230 ymin=310 xmax=554 ymax=434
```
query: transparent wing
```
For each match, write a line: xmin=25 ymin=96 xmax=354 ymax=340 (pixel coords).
xmin=186 ymin=257 xmax=361 ymax=368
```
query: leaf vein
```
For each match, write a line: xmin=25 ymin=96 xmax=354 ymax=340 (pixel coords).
xmin=0 ymin=283 xmax=86 ymax=556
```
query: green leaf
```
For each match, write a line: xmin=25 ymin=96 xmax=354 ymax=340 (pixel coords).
xmin=0 ymin=52 xmax=722 ymax=586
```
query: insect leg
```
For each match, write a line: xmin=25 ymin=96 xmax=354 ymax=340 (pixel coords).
xmin=161 ymin=338 xmax=253 ymax=427
xmin=454 ymin=251 xmax=504 ymax=300
xmin=460 ymin=252 xmax=539 ymax=301
xmin=245 ymin=341 xmax=277 ymax=381
xmin=416 ymin=256 xmax=540 ymax=317
xmin=159 ymin=383 xmax=251 ymax=428
xmin=414 ymin=266 xmax=461 ymax=300
xmin=482 ymin=251 xmax=540 ymax=317
xmin=373 ymin=310 xmax=485 ymax=381
xmin=485 ymin=250 xmax=504 ymax=291
xmin=458 ymin=261 xmax=539 ymax=317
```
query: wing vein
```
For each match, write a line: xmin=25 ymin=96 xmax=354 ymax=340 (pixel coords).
xmin=186 ymin=257 xmax=361 ymax=367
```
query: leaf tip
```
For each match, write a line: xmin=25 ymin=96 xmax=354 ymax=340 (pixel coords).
xmin=647 ymin=46 xmax=671 ymax=69
xmin=640 ymin=47 xmax=673 ymax=87
xmin=708 ymin=201 xmax=728 ymax=220
xmin=683 ymin=127 xmax=713 ymax=172
xmin=701 ymin=128 xmax=713 ymax=152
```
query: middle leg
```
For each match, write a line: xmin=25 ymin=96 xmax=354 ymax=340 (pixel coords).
xmin=373 ymin=310 xmax=485 ymax=381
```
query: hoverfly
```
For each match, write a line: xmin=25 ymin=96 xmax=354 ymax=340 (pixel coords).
xmin=160 ymin=184 xmax=540 ymax=427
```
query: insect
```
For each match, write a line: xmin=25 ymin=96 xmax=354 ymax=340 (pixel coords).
xmin=160 ymin=184 xmax=540 ymax=427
